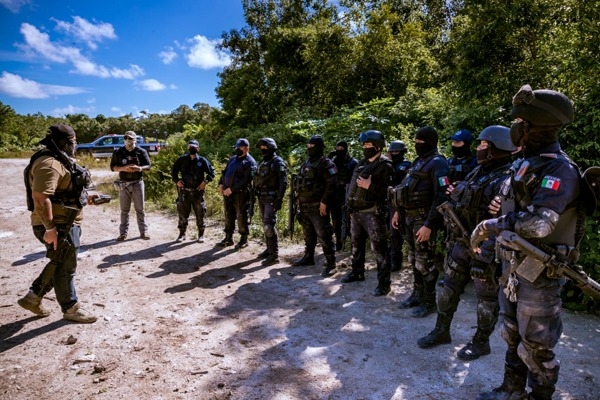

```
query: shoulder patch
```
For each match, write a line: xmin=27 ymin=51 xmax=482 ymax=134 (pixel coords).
xmin=328 ymin=166 xmax=338 ymax=175
xmin=438 ymin=176 xmax=450 ymax=187
xmin=541 ymin=176 xmax=561 ymax=190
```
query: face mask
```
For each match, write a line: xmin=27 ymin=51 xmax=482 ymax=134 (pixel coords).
xmin=476 ymin=149 xmax=490 ymax=165
xmin=307 ymin=147 xmax=322 ymax=158
xmin=335 ymin=150 xmax=347 ymax=159
xmin=510 ymin=121 xmax=526 ymax=147
xmin=451 ymin=145 xmax=471 ymax=158
xmin=235 ymin=148 xmax=244 ymax=157
xmin=391 ymin=154 xmax=404 ymax=164
xmin=415 ymin=143 xmax=434 ymax=157
xmin=261 ymin=148 xmax=271 ymax=156
xmin=362 ymin=147 xmax=378 ymax=159
xmin=188 ymin=147 xmax=198 ymax=155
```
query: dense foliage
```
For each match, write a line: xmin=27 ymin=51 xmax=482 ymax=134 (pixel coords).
xmin=2 ymin=0 xmax=599 ymax=312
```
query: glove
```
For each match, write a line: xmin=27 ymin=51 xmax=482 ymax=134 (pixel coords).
xmin=470 ymin=218 xmax=499 ymax=252
xmin=274 ymin=198 xmax=283 ymax=211
xmin=470 ymin=259 xmax=490 ymax=280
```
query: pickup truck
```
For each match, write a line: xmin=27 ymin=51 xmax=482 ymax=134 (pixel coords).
xmin=75 ymin=134 xmax=165 ymax=158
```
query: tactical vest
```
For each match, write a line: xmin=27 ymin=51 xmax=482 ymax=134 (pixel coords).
xmin=448 ymin=156 xmax=475 ymax=183
xmin=392 ymin=160 xmax=412 ymax=186
xmin=254 ymin=156 xmax=281 ymax=192
xmin=24 ymin=149 xmax=91 ymax=211
xmin=295 ymin=157 xmax=326 ymax=203
xmin=392 ymin=153 xmax=438 ymax=209
xmin=449 ymin=164 xmax=509 ymax=231
xmin=500 ymin=155 xmax=579 ymax=246
xmin=334 ymin=156 xmax=355 ymax=187
xmin=347 ymin=157 xmax=391 ymax=211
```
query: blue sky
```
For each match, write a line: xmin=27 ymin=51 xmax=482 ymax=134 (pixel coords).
xmin=0 ymin=0 xmax=246 ymax=117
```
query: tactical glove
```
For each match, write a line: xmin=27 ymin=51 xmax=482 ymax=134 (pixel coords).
xmin=470 ymin=259 xmax=490 ymax=280
xmin=470 ymin=218 xmax=499 ymax=252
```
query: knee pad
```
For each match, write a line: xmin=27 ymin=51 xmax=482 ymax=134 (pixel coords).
xmin=500 ymin=318 xmax=520 ymax=347
xmin=517 ymin=342 xmax=560 ymax=385
xmin=264 ymin=224 xmax=276 ymax=238
xmin=436 ymin=285 xmax=458 ymax=314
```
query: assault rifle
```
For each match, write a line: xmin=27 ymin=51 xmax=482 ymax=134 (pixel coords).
xmin=497 ymin=230 xmax=600 ymax=301
xmin=436 ymin=201 xmax=477 ymax=258
xmin=288 ymin=174 xmax=298 ymax=238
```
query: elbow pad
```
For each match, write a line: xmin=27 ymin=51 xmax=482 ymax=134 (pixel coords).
xmin=514 ymin=206 xmax=559 ymax=238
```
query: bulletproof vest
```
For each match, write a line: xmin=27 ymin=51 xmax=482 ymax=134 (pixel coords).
xmin=392 ymin=153 xmax=438 ymax=209
xmin=502 ymin=155 xmax=578 ymax=246
xmin=392 ymin=160 xmax=411 ymax=186
xmin=24 ymin=149 xmax=91 ymax=211
xmin=254 ymin=157 xmax=280 ymax=190
xmin=448 ymin=156 xmax=475 ymax=183
xmin=347 ymin=157 xmax=390 ymax=211
xmin=295 ymin=157 xmax=326 ymax=202
xmin=334 ymin=156 xmax=354 ymax=186
xmin=450 ymin=164 xmax=508 ymax=231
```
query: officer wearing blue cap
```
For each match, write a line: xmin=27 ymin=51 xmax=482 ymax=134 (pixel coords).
xmin=171 ymin=139 xmax=215 ymax=242
xmin=217 ymin=138 xmax=257 ymax=248
xmin=448 ymin=129 xmax=477 ymax=183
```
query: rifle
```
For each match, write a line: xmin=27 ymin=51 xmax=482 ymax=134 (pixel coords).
xmin=436 ymin=201 xmax=477 ymax=258
xmin=288 ymin=174 xmax=298 ymax=238
xmin=497 ymin=230 xmax=600 ymax=301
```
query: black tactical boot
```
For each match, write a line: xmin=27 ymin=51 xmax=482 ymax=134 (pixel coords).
xmin=292 ymin=253 xmax=315 ymax=266
xmin=341 ymin=271 xmax=365 ymax=283
xmin=373 ymin=284 xmax=391 ymax=296
xmin=399 ymin=283 xmax=423 ymax=309
xmin=257 ymin=248 xmax=270 ymax=259
xmin=176 ymin=230 xmax=186 ymax=242
xmin=197 ymin=228 xmax=205 ymax=243
xmin=417 ymin=314 xmax=452 ymax=348
xmin=476 ymin=367 xmax=528 ymax=400
xmin=321 ymin=255 xmax=336 ymax=277
xmin=235 ymin=234 xmax=248 ymax=249
xmin=457 ymin=328 xmax=492 ymax=361
xmin=217 ymin=234 xmax=234 ymax=247
xmin=411 ymin=275 xmax=437 ymax=318
xmin=262 ymin=253 xmax=279 ymax=266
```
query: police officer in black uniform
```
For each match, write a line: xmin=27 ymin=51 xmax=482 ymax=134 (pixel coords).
xmin=171 ymin=139 xmax=215 ymax=242
xmin=292 ymin=135 xmax=337 ymax=277
xmin=448 ymin=129 xmax=477 ymax=183
xmin=329 ymin=140 xmax=358 ymax=251
xmin=417 ymin=126 xmax=516 ymax=360
xmin=341 ymin=130 xmax=395 ymax=296
xmin=387 ymin=140 xmax=411 ymax=272
xmin=390 ymin=126 xmax=450 ymax=317
xmin=217 ymin=138 xmax=257 ymax=249
xmin=472 ymin=85 xmax=579 ymax=400
xmin=254 ymin=138 xmax=288 ymax=266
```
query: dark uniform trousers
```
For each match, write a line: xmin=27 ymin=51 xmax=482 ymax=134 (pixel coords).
xmin=223 ymin=190 xmax=251 ymax=236
xmin=388 ymin=204 xmax=404 ymax=270
xmin=297 ymin=202 xmax=335 ymax=258
xmin=177 ymin=189 xmax=206 ymax=234
xmin=258 ymin=195 xmax=278 ymax=255
xmin=404 ymin=211 xmax=439 ymax=293
xmin=350 ymin=211 xmax=391 ymax=285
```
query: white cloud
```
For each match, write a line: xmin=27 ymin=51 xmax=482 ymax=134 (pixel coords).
xmin=136 ymin=79 xmax=167 ymax=91
xmin=0 ymin=0 xmax=30 ymax=13
xmin=0 ymin=71 xmax=86 ymax=99
xmin=111 ymin=106 xmax=121 ymax=113
xmin=159 ymin=48 xmax=177 ymax=64
xmin=18 ymin=23 xmax=144 ymax=79
xmin=51 ymin=104 xmax=95 ymax=116
xmin=53 ymin=16 xmax=117 ymax=50
xmin=185 ymin=35 xmax=230 ymax=69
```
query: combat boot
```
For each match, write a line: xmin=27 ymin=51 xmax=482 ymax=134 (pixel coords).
xmin=63 ymin=302 xmax=97 ymax=324
xmin=476 ymin=367 xmax=528 ymax=400
xmin=217 ymin=234 xmax=234 ymax=247
xmin=18 ymin=291 xmax=51 ymax=317
xmin=257 ymin=248 xmax=270 ymax=259
xmin=411 ymin=275 xmax=437 ymax=318
xmin=235 ymin=234 xmax=248 ymax=249
xmin=399 ymin=283 xmax=423 ymax=309
xmin=197 ymin=228 xmax=205 ymax=243
xmin=417 ymin=314 xmax=452 ymax=348
xmin=341 ymin=271 xmax=365 ymax=283
xmin=457 ymin=329 xmax=492 ymax=361
xmin=321 ymin=255 xmax=336 ymax=277
xmin=262 ymin=254 xmax=279 ymax=266
xmin=176 ymin=230 xmax=186 ymax=242
xmin=292 ymin=253 xmax=315 ymax=266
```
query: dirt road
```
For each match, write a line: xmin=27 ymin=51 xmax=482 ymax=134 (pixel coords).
xmin=1 ymin=158 xmax=598 ymax=399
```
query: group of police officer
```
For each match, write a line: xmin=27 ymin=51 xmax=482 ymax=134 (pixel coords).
xmin=167 ymin=84 xmax=583 ymax=400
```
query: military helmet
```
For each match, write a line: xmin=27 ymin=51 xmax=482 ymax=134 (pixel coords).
xmin=388 ymin=140 xmax=406 ymax=152
xmin=510 ymin=84 xmax=574 ymax=126
xmin=477 ymin=125 xmax=517 ymax=152
xmin=358 ymin=130 xmax=385 ymax=149
xmin=257 ymin=137 xmax=277 ymax=150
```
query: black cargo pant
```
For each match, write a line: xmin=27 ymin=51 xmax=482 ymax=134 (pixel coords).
xmin=223 ymin=190 xmax=251 ymax=236
xmin=177 ymin=189 xmax=206 ymax=234
xmin=297 ymin=202 xmax=335 ymax=258
xmin=350 ymin=210 xmax=391 ymax=286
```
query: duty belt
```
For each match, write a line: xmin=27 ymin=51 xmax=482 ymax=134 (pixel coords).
xmin=405 ymin=208 xmax=427 ymax=217
xmin=256 ymin=190 xmax=277 ymax=196
xmin=299 ymin=201 xmax=321 ymax=207
xmin=181 ymin=187 xmax=202 ymax=192
xmin=356 ymin=205 xmax=377 ymax=213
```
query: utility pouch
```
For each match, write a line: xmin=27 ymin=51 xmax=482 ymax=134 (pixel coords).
xmin=516 ymin=255 xmax=546 ymax=283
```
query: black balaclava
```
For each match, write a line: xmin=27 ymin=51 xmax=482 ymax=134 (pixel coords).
xmin=415 ymin=126 xmax=438 ymax=157
xmin=451 ymin=144 xmax=472 ymax=158
xmin=476 ymin=144 xmax=511 ymax=168
xmin=41 ymin=124 xmax=77 ymax=157
xmin=307 ymin=135 xmax=325 ymax=159
xmin=335 ymin=140 xmax=348 ymax=160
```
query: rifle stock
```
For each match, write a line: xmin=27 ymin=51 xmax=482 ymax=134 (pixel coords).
xmin=497 ymin=230 xmax=600 ymax=301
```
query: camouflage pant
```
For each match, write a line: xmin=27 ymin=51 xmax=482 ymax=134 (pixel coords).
xmin=349 ymin=211 xmax=391 ymax=285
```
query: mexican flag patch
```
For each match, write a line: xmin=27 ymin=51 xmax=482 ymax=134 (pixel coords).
xmin=438 ymin=176 xmax=450 ymax=186
xmin=541 ymin=176 xmax=561 ymax=190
